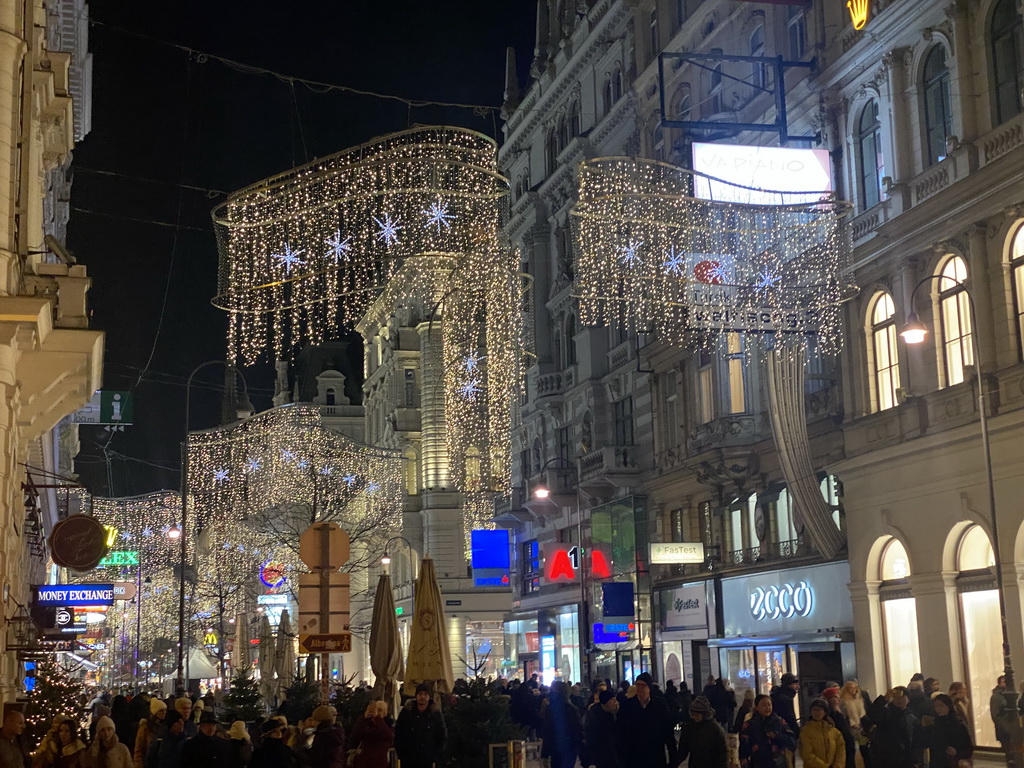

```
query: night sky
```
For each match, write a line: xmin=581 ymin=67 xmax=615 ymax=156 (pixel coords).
xmin=69 ymin=0 xmax=537 ymax=496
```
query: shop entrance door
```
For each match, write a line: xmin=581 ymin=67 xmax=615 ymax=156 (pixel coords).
xmin=793 ymin=645 xmax=843 ymax=701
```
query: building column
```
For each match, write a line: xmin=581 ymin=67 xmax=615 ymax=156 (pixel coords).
xmin=884 ymin=48 xmax=913 ymax=185
xmin=966 ymin=223 xmax=998 ymax=372
xmin=448 ymin=614 xmax=467 ymax=681
xmin=416 ymin=322 xmax=449 ymax=491
xmin=910 ymin=571 xmax=963 ymax=684
xmin=1005 ymin=563 xmax=1024 ymax=683
xmin=945 ymin=2 xmax=977 ymax=142
xmin=849 ymin=580 xmax=886 ymax=695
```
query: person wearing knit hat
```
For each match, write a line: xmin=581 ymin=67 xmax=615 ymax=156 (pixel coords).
xmin=173 ymin=698 xmax=196 ymax=738
xmin=583 ymin=688 xmax=622 ymax=768
xmin=679 ymin=696 xmax=728 ymax=768
xmin=396 ymin=681 xmax=447 ymax=768
xmin=84 ymin=716 xmax=133 ymax=768
xmin=308 ymin=705 xmax=345 ymax=768
xmin=798 ymin=698 xmax=844 ymax=768
xmin=132 ymin=698 xmax=167 ymax=768
xmin=821 ymin=687 xmax=856 ymax=768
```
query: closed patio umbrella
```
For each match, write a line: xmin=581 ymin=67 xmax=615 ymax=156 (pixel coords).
xmin=369 ymin=574 xmax=405 ymax=717
xmin=258 ymin=613 xmax=275 ymax=701
xmin=403 ymin=557 xmax=454 ymax=695
xmin=274 ymin=609 xmax=295 ymax=693
xmin=234 ymin=612 xmax=250 ymax=671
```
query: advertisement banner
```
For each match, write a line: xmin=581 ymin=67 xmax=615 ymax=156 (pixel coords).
xmin=662 ymin=583 xmax=709 ymax=633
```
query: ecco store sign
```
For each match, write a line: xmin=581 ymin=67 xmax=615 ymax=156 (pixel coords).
xmin=721 ymin=561 xmax=851 ymax=637
xmin=750 ymin=581 xmax=813 ymax=621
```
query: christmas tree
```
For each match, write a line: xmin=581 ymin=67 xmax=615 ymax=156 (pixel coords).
xmin=24 ymin=657 xmax=85 ymax=746
xmin=224 ymin=667 xmax=263 ymax=721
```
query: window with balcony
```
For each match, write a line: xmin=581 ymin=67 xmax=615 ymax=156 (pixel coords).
xmin=938 ymin=256 xmax=973 ymax=386
xmin=787 ymin=4 xmax=806 ymax=60
xmin=856 ymin=100 xmax=885 ymax=210
xmin=727 ymin=494 xmax=757 ymax=554
xmin=1011 ymin=225 xmax=1024 ymax=359
xmin=991 ymin=0 xmax=1023 ymax=125
xmin=613 ymin=397 xmax=634 ymax=445
xmin=726 ymin=332 xmax=746 ymax=414
xmin=923 ymin=45 xmax=953 ymax=165
xmin=663 ymin=369 xmax=679 ymax=449
xmin=869 ymin=292 xmax=901 ymax=411
xmin=774 ymin=487 xmax=798 ymax=543
xmin=565 ymin=315 xmax=577 ymax=366
xmin=521 ymin=540 xmax=540 ymax=594
xmin=698 ymin=357 xmax=714 ymax=424
xmin=708 ymin=49 xmax=724 ymax=115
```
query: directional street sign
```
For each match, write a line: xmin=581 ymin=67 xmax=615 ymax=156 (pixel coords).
xmin=299 ymin=633 xmax=352 ymax=654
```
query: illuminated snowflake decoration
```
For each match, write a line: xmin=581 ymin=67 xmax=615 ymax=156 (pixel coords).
xmin=281 ymin=449 xmax=296 ymax=462
xmin=324 ymin=231 xmax=352 ymax=262
xmin=422 ymin=200 xmax=454 ymax=233
xmin=707 ymin=261 xmax=733 ymax=284
xmin=463 ymin=353 xmax=484 ymax=373
xmin=619 ymin=241 xmax=643 ymax=266
xmin=296 ymin=458 xmax=309 ymax=470
xmin=245 ymin=458 xmax=262 ymax=473
xmin=271 ymin=244 xmax=306 ymax=275
xmin=662 ymin=246 xmax=684 ymax=275
xmin=373 ymin=213 xmax=403 ymax=247
xmin=320 ymin=466 xmax=333 ymax=476
xmin=458 ymin=379 xmax=483 ymax=399
xmin=342 ymin=473 xmax=358 ymax=487
xmin=752 ymin=269 xmax=782 ymax=293
xmin=142 ymin=527 xmax=153 ymax=538
xmin=366 ymin=481 xmax=381 ymax=495
xmin=214 ymin=469 xmax=230 ymax=483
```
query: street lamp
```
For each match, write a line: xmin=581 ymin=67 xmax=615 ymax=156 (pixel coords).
xmin=177 ymin=361 xmax=254 ymax=693
xmin=900 ymin=275 xmax=1022 ymax=768
xmin=531 ymin=456 xmax=590 ymax=686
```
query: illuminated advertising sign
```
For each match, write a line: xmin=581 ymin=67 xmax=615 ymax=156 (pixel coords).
xmin=541 ymin=544 xmax=612 ymax=584
xmin=257 ymin=593 xmax=289 ymax=626
xmin=650 ymin=542 xmax=705 ymax=564
xmin=847 ymin=0 xmax=868 ymax=30
xmin=98 ymin=551 xmax=139 ymax=567
xmin=36 ymin=585 xmax=115 ymax=607
xmin=593 ymin=623 xmax=633 ymax=644
xmin=260 ymin=560 xmax=286 ymax=589
xmin=471 ymin=529 xmax=511 ymax=587
xmin=691 ymin=143 xmax=832 ymax=205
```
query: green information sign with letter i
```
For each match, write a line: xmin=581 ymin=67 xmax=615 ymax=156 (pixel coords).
xmin=99 ymin=550 xmax=139 ymax=567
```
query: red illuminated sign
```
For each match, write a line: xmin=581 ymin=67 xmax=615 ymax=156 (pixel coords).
xmin=541 ymin=544 xmax=613 ymax=583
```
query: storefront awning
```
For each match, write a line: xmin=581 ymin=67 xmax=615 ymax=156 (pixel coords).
xmin=708 ymin=630 xmax=853 ymax=647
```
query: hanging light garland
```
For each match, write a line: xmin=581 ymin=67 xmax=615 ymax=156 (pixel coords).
xmin=571 ymin=157 xmax=854 ymax=357
xmin=211 ymin=127 xmax=525 ymax=507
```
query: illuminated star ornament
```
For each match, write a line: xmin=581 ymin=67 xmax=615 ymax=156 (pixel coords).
xmin=319 ymin=466 xmax=333 ymax=476
xmin=662 ymin=246 xmax=684 ymax=275
xmin=463 ymin=353 xmax=484 ymax=373
xmin=366 ymin=482 xmax=381 ymax=495
xmin=271 ymin=244 xmax=306 ymax=275
xmin=458 ymin=379 xmax=483 ymax=399
xmin=752 ymin=269 xmax=781 ymax=293
xmin=324 ymin=231 xmax=352 ymax=262
xmin=373 ymin=213 xmax=403 ymax=247
xmin=342 ymin=473 xmax=358 ymax=487
xmin=214 ymin=469 xmax=230 ymax=483
xmin=245 ymin=458 xmax=262 ymax=473
xmin=296 ymin=458 xmax=309 ymax=470
xmin=281 ymin=450 xmax=296 ymax=462
xmin=619 ymin=241 xmax=642 ymax=266
xmin=422 ymin=200 xmax=454 ymax=233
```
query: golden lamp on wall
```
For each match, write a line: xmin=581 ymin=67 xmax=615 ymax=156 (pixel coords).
xmin=847 ymin=0 xmax=869 ymax=30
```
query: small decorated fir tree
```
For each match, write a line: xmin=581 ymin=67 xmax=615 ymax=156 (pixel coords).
xmin=225 ymin=667 xmax=263 ymax=721
xmin=24 ymin=657 xmax=85 ymax=745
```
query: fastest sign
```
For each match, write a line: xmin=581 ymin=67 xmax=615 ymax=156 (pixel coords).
xmin=35 ymin=585 xmax=114 ymax=607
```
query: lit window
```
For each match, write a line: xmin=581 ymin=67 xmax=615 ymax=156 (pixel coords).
xmin=938 ymin=256 xmax=973 ymax=386
xmin=958 ymin=525 xmax=995 ymax=571
xmin=726 ymin=332 xmax=746 ymax=414
xmin=991 ymin=0 xmax=1024 ymax=125
xmin=881 ymin=538 xmax=911 ymax=580
xmin=879 ymin=536 xmax=920 ymax=692
xmin=869 ymin=293 xmax=901 ymax=411
xmin=698 ymin=359 xmax=714 ymax=424
xmin=1010 ymin=225 xmax=1024 ymax=359
xmin=923 ymin=46 xmax=953 ymax=165
xmin=857 ymin=100 xmax=885 ymax=210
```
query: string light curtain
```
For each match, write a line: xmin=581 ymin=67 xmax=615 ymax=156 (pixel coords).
xmin=571 ymin=157 xmax=852 ymax=356
xmin=211 ymin=126 xmax=524 ymax=500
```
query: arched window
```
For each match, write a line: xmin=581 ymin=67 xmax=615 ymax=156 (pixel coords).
xmin=991 ymin=0 xmax=1024 ymax=124
xmin=923 ymin=46 xmax=953 ymax=165
xmin=613 ymin=68 xmax=624 ymax=102
xmin=566 ymin=315 xmax=577 ymax=366
xmin=1010 ymin=224 xmax=1024 ymax=358
xmin=938 ymin=256 xmax=973 ymax=386
xmin=857 ymin=100 xmax=885 ymax=210
xmin=869 ymin=292 xmax=901 ymax=411
xmin=956 ymin=524 xmax=1000 ymax=745
xmin=325 ymin=387 xmax=336 ymax=406
xmin=675 ymin=83 xmax=692 ymax=121
xmin=709 ymin=48 xmax=724 ymax=114
xmin=545 ymin=128 xmax=558 ymax=173
xmin=570 ymin=100 xmax=582 ymax=137
xmin=653 ymin=123 xmax=665 ymax=161
xmin=750 ymin=26 xmax=768 ymax=92
xmin=557 ymin=116 xmax=569 ymax=153
xmin=878 ymin=537 xmax=920 ymax=690
xmin=602 ymin=78 xmax=613 ymax=115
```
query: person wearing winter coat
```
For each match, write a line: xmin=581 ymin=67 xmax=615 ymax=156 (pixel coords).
xmin=710 ymin=679 xmax=737 ymax=730
xmin=583 ymin=690 xmax=622 ymax=768
xmin=181 ymin=712 xmax=234 ymax=768
xmin=225 ymin=721 xmax=252 ymax=768
xmin=678 ymin=681 xmax=693 ymax=715
xmin=678 ymin=696 xmax=728 ymax=768
xmin=82 ymin=717 xmax=133 ymax=768
xmin=349 ymin=702 xmax=394 ymax=768
xmin=153 ymin=712 xmax=186 ymax=768
xmin=947 ymin=683 xmax=971 ymax=727
xmin=823 ymin=687 xmax=855 ymax=768
xmin=771 ymin=673 xmax=801 ymax=736
xmin=739 ymin=694 xmax=797 ymax=768
xmin=617 ymin=677 xmax=677 ymax=768
xmin=734 ymin=690 xmax=756 ymax=733
xmin=540 ymin=682 xmax=582 ymax=768
xmin=250 ymin=720 xmax=296 ymax=768
xmin=32 ymin=715 xmax=68 ymax=768
xmin=865 ymin=687 xmax=917 ymax=768
xmin=133 ymin=699 xmax=166 ymax=768
xmin=799 ymin=699 xmax=846 ymax=768
xmin=991 ymin=676 xmax=1013 ymax=751
xmin=394 ymin=684 xmax=446 ymax=768
xmin=35 ymin=720 xmax=86 ymax=768
xmin=307 ymin=706 xmax=346 ymax=768
xmin=919 ymin=694 xmax=973 ymax=768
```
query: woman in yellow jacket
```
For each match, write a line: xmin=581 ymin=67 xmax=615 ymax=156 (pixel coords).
xmin=799 ymin=698 xmax=846 ymax=768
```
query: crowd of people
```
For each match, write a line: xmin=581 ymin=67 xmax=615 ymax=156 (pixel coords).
xmin=0 ymin=681 xmax=448 ymax=768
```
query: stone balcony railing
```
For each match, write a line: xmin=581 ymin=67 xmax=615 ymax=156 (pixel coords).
xmin=726 ymin=537 xmax=804 ymax=566
xmin=535 ymin=367 xmax=575 ymax=401
xmin=579 ymin=444 xmax=638 ymax=482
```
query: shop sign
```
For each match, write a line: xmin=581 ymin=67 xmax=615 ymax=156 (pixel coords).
xmin=594 ymin=622 xmax=633 ymax=643
xmin=541 ymin=543 xmax=612 ymax=584
xmin=662 ymin=583 xmax=709 ymax=632
xmin=99 ymin=551 xmax=139 ymax=567
xmin=847 ymin=0 xmax=868 ymax=30
xmin=721 ymin=561 xmax=852 ymax=637
xmin=36 ymin=584 xmax=115 ymax=607
xmin=650 ymin=542 xmax=705 ymax=564
xmin=259 ymin=560 xmax=286 ymax=588
xmin=48 ymin=515 xmax=109 ymax=571
xmin=471 ymin=529 xmax=510 ymax=587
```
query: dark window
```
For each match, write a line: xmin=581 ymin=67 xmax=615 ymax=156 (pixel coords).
xmin=570 ymin=100 xmax=582 ymax=136
xmin=603 ymin=78 xmax=613 ymax=115
xmin=857 ymin=100 xmax=884 ymax=210
xmin=923 ymin=46 xmax=953 ymax=165
xmin=545 ymin=129 xmax=557 ymax=173
xmin=649 ymin=9 xmax=659 ymax=58
xmin=613 ymin=397 xmax=634 ymax=446
xmin=788 ymin=5 xmax=806 ymax=60
xmin=992 ymin=0 xmax=1024 ymax=124
xmin=750 ymin=26 xmax=768 ymax=92
xmin=521 ymin=540 xmax=540 ymax=594
xmin=558 ymin=426 xmax=572 ymax=462
xmin=520 ymin=448 xmax=531 ymax=479
xmin=325 ymin=387 xmax=336 ymax=406
xmin=675 ymin=0 xmax=686 ymax=30
xmin=566 ymin=315 xmax=577 ymax=365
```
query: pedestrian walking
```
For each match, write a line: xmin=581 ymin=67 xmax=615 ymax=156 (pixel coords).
xmin=395 ymin=684 xmax=446 ymax=768
xmin=133 ymin=699 xmax=166 ymax=768
xmin=865 ymin=688 xmax=917 ymax=768
xmin=919 ymin=694 xmax=972 ymax=768
xmin=33 ymin=716 xmax=68 ymax=768
xmin=735 ymin=690 xmax=756 ymax=733
xmin=771 ymin=673 xmax=801 ymax=736
xmin=249 ymin=721 xmax=296 ymax=768
xmin=823 ymin=687 xmax=855 ymax=768
xmin=679 ymin=696 xmax=728 ymax=768
xmin=711 ymin=679 xmax=738 ymax=731
xmin=173 ymin=700 xmax=196 ymax=739
xmin=679 ymin=681 xmax=693 ymax=715
xmin=540 ymin=681 xmax=582 ymax=768
xmin=617 ymin=676 xmax=677 ymax=768
xmin=82 ymin=717 xmax=132 ymax=768
xmin=739 ymin=694 xmax=796 ymax=768
xmin=226 ymin=722 xmax=252 ymax=768
xmin=583 ymin=690 xmax=621 ymax=768
xmin=991 ymin=676 xmax=1012 ymax=752
xmin=181 ymin=712 xmax=234 ymax=768
xmin=349 ymin=702 xmax=394 ymax=768
xmin=39 ymin=720 xmax=86 ymax=768
xmin=153 ymin=712 xmax=186 ymax=768
xmin=798 ymin=699 xmax=845 ymax=768
xmin=306 ymin=706 xmax=345 ymax=768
